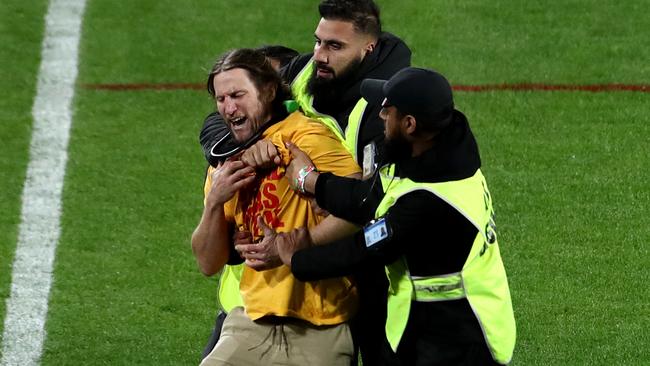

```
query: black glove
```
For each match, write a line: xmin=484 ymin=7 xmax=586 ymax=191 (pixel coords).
xmin=199 ymin=112 xmax=239 ymax=167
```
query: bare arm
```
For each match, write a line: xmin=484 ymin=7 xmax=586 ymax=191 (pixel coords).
xmin=308 ymin=200 xmax=360 ymax=245
xmin=285 ymin=141 xmax=325 ymax=195
xmin=191 ymin=202 xmax=231 ymax=276
xmin=191 ymin=160 xmax=255 ymax=276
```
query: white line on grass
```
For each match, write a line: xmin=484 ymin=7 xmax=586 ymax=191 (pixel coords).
xmin=1 ymin=0 xmax=86 ymax=364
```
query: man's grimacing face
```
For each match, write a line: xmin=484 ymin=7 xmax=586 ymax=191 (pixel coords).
xmin=213 ymin=68 xmax=272 ymax=143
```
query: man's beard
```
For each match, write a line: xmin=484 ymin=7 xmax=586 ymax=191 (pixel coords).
xmin=307 ymin=57 xmax=362 ymax=103
xmin=384 ymin=132 xmax=412 ymax=164
xmin=228 ymin=103 xmax=273 ymax=144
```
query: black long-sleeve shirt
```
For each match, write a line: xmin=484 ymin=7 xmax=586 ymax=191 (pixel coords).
xmin=291 ymin=172 xmax=478 ymax=281
xmin=291 ymin=110 xmax=482 ymax=281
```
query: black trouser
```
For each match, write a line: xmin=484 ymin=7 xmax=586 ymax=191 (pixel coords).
xmin=394 ymin=301 xmax=503 ymax=366
xmin=395 ymin=339 xmax=501 ymax=366
xmin=201 ymin=310 xmax=227 ymax=359
xmin=351 ymin=261 xmax=392 ymax=366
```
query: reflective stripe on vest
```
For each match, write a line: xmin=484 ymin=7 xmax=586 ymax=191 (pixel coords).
xmin=217 ymin=264 xmax=244 ymax=312
xmin=412 ymin=272 xmax=465 ymax=302
xmin=376 ymin=164 xmax=516 ymax=364
xmin=290 ymin=60 xmax=345 ymax=142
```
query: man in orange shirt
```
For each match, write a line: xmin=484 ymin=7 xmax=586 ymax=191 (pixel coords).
xmin=191 ymin=48 xmax=361 ymax=365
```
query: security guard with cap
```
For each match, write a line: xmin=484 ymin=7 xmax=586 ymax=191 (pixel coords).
xmin=275 ymin=67 xmax=517 ymax=365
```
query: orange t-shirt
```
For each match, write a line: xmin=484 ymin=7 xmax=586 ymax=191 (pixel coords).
xmin=205 ymin=112 xmax=361 ymax=325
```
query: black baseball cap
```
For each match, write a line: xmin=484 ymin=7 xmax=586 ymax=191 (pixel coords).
xmin=361 ymin=67 xmax=454 ymax=129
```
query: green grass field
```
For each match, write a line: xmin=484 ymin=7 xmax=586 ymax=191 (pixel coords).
xmin=0 ymin=0 xmax=48 ymax=351
xmin=1 ymin=0 xmax=648 ymax=365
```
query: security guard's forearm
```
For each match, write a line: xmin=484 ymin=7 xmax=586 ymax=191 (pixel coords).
xmin=199 ymin=112 xmax=231 ymax=167
xmin=314 ymin=172 xmax=379 ymax=225
xmin=291 ymin=231 xmax=368 ymax=281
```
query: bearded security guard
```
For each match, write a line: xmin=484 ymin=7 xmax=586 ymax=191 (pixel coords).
xmin=276 ymin=67 xmax=517 ymax=365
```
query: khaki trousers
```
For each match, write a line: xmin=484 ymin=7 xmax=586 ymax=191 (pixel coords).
xmin=200 ymin=307 xmax=354 ymax=366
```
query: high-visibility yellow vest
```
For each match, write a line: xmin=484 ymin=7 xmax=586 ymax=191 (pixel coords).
xmin=217 ymin=264 xmax=244 ymax=312
xmin=344 ymin=98 xmax=368 ymax=162
xmin=376 ymin=164 xmax=516 ymax=364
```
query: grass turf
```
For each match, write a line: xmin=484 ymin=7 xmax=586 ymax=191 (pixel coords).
xmin=460 ymin=90 xmax=649 ymax=364
xmin=1 ymin=0 xmax=648 ymax=364
xmin=0 ymin=0 xmax=49 ymax=347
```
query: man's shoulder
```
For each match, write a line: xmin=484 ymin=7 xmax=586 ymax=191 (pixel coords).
xmin=267 ymin=112 xmax=359 ymax=173
xmin=276 ymin=112 xmax=341 ymax=140
xmin=361 ymin=32 xmax=412 ymax=80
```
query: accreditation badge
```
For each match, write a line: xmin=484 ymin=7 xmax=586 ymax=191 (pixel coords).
xmin=364 ymin=218 xmax=390 ymax=248
xmin=362 ymin=142 xmax=376 ymax=180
